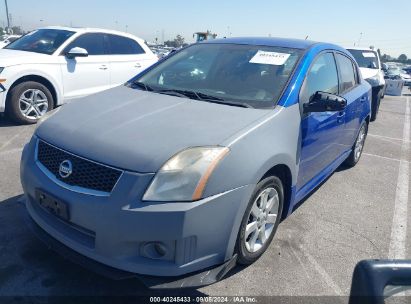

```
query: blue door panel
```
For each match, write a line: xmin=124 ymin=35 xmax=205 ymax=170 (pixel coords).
xmin=297 ymin=110 xmax=344 ymax=190
xmin=339 ymin=86 xmax=367 ymax=149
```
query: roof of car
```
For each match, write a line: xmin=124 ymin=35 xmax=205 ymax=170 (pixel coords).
xmin=202 ymin=37 xmax=318 ymax=49
xmin=345 ymin=46 xmax=376 ymax=52
xmin=40 ymin=26 xmax=144 ymax=41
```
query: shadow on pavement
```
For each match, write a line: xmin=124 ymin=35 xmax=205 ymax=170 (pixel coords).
xmin=0 ymin=195 xmax=208 ymax=297
xmin=0 ymin=114 xmax=20 ymax=128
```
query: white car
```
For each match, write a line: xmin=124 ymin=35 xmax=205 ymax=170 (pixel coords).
xmin=0 ymin=35 xmax=21 ymax=49
xmin=399 ymin=70 xmax=411 ymax=86
xmin=0 ymin=26 xmax=158 ymax=124
xmin=346 ymin=47 xmax=385 ymax=121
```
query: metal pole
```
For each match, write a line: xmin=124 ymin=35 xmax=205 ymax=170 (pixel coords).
xmin=4 ymin=0 xmax=10 ymax=29
xmin=357 ymin=32 xmax=363 ymax=47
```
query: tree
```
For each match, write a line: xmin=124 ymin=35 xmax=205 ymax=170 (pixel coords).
xmin=164 ymin=40 xmax=177 ymax=48
xmin=174 ymin=34 xmax=185 ymax=47
xmin=11 ymin=26 xmax=23 ymax=35
xmin=398 ymin=54 xmax=408 ymax=62
xmin=377 ymin=49 xmax=382 ymax=60
xmin=164 ymin=35 xmax=185 ymax=48
xmin=381 ymin=53 xmax=391 ymax=63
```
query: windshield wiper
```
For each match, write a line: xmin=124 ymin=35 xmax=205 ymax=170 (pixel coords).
xmin=156 ymin=89 xmax=201 ymax=100
xmin=132 ymin=81 xmax=154 ymax=91
xmin=195 ymin=92 xmax=224 ymax=101
xmin=155 ymin=89 xmax=253 ymax=108
xmin=201 ymin=99 xmax=254 ymax=108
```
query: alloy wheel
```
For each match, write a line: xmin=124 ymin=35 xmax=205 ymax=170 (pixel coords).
xmin=19 ymin=89 xmax=48 ymax=120
xmin=354 ymin=124 xmax=366 ymax=162
xmin=245 ymin=187 xmax=280 ymax=253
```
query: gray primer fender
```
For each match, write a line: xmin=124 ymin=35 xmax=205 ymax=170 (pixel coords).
xmin=204 ymin=103 xmax=301 ymax=260
xmin=205 ymin=104 xmax=300 ymax=196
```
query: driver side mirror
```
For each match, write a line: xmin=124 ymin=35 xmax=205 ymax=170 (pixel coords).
xmin=65 ymin=47 xmax=88 ymax=59
xmin=303 ymin=91 xmax=347 ymax=113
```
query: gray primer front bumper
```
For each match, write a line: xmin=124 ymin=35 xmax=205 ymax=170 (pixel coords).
xmin=21 ymin=137 xmax=254 ymax=278
xmin=24 ymin=207 xmax=238 ymax=289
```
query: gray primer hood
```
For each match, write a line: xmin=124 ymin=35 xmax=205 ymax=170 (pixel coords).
xmin=36 ymin=86 xmax=270 ymax=173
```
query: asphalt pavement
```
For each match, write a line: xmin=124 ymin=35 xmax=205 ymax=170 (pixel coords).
xmin=0 ymin=91 xmax=410 ymax=301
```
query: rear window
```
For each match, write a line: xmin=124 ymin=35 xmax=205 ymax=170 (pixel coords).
xmin=107 ymin=34 xmax=145 ymax=55
xmin=336 ymin=54 xmax=357 ymax=92
xmin=348 ymin=49 xmax=379 ymax=69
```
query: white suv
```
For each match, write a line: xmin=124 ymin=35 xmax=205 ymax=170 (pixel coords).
xmin=0 ymin=26 xmax=158 ymax=124
xmin=0 ymin=35 xmax=21 ymax=49
xmin=346 ymin=47 xmax=385 ymax=121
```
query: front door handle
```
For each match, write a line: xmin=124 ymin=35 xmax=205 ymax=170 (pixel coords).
xmin=99 ymin=65 xmax=108 ymax=70
xmin=337 ymin=111 xmax=345 ymax=123
xmin=360 ymin=96 xmax=367 ymax=103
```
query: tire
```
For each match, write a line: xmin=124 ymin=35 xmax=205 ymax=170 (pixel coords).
xmin=344 ymin=121 xmax=368 ymax=167
xmin=235 ymin=176 xmax=284 ymax=265
xmin=6 ymin=81 xmax=54 ymax=124
xmin=370 ymin=93 xmax=380 ymax=122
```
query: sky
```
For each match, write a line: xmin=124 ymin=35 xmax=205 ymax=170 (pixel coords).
xmin=1 ymin=0 xmax=410 ymax=58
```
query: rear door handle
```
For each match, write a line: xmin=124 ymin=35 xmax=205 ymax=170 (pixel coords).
xmin=99 ymin=65 xmax=108 ymax=70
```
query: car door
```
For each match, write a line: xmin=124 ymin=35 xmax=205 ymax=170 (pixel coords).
xmin=106 ymin=34 xmax=153 ymax=87
xmin=59 ymin=33 xmax=110 ymax=99
xmin=297 ymin=52 xmax=346 ymax=190
xmin=335 ymin=53 xmax=366 ymax=150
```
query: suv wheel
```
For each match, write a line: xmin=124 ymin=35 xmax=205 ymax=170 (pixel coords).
xmin=6 ymin=81 xmax=54 ymax=124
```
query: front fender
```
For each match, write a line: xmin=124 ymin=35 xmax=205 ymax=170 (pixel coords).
xmin=204 ymin=104 xmax=300 ymax=198
xmin=2 ymin=64 xmax=63 ymax=106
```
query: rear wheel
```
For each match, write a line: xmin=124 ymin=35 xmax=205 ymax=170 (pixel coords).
xmin=370 ymin=93 xmax=381 ymax=122
xmin=6 ymin=81 xmax=54 ymax=124
xmin=344 ymin=121 xmax=368 ymax=167
xmin=235 ymin=176 xmax=284 ymax=265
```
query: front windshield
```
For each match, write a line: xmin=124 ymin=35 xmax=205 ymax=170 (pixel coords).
xmin=5 ymin=29 xmax=75 ymax=55
xmin=135 ymin=43 xmax=302 ymax=108
xmin=348 ymin=49 xmax=379 ymax=69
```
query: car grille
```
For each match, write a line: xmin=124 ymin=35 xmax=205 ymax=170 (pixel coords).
xmin=36 ymin=140 xmax=122 ymax=193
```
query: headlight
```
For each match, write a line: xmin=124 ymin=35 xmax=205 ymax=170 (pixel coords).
xmin=365 ymin=75 xmax=379 ymax=87
xmin=143 ymin=146 xmax=229 ymax=202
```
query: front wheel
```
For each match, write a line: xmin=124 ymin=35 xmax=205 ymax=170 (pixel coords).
xmin=235 ymin=176 xmax=284 ymax=265
xmin=344 ymin=121 xmax=368 ymax=167
xmin=6 ymin=81 xmax=54 ymax=124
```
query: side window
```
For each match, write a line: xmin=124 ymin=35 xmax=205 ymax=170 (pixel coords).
xmin=64 ymin=33 xmax=106 ymax=55
xmin=300 ymin=52 xmax=339 ymax=103
xmin=336 ymin=54 xmax=356 ymax=92
xmin=107 ymin=35 xmax=145 ymax=55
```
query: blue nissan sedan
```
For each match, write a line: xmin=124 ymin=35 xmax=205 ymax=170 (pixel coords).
xmin=21 ymin=37 xmax=371 ymax=288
